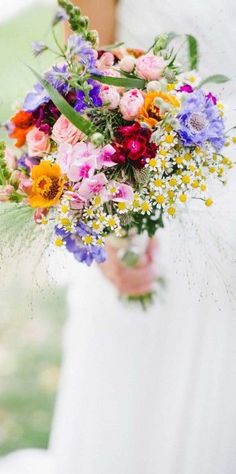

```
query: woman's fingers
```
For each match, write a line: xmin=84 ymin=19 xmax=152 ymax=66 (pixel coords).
xmin=99 ymin=238 xmax=158 ymax=296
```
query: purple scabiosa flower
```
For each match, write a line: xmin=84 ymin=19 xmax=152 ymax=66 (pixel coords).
xmin=32 ymin=41 xmax=48 ymax=57
xmin=67 ymin=34 xmax=100 ymax=74
xmin=23 ymin=83 xmax=50 ymax=112
xmin=177 ymin=90 xmax=225 ymax=151
xmin=52 ymin=7 xmax=69 ymax=26
xmin=74 ymin=79 xmax=102 ymax=112
xmin=55 ymin=223 xmax=106 ymax=266
xmin=44 ymin=64 xmax=70 ymax=94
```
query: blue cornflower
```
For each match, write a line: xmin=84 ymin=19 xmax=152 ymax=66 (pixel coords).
xmin=177 ymin=90 xmax=225 ymax=151
xmin=74 ymin=79 xmax=102 ymax=112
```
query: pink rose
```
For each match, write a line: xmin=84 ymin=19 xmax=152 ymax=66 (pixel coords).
xmin=100 ymin=85 xmax=120 ymax=110
xmin=26 ymin=126 xmax=50 ymax=157
xmin=119 ymin=55 xmax=136 ymax=73
xmin=52 ymin=115 xmax=85 ymax=144
xmin=119 ymin=89 xmax=144 ymax=121
xmin=96 ymin=52 xmax=114 ymax=71
xmin=136 ymin=53 xmax=165 ymax=81
xmin=0 ymin=184 xmax=14 ymax=202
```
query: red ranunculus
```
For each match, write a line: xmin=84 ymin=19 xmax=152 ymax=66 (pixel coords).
xmin=112 ymin=123 xmax=157 ymax=168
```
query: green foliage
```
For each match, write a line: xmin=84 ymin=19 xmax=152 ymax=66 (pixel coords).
xmin=199 ymin=74 xmax=230 ymax=87
xmin=132 ymin=211 xmax=164 ymax=237
xmin=186 ymin=34 xmax=199 ymax=70
xmin=0 ymin=141 xmax=10 ymax=185
xmin=91 ymin=73 xmax=146 ymax=90
xmin=87 ymin=107 xmax=125 ymax=142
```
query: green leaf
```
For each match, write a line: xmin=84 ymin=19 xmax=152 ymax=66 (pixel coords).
xmin=91 ymin=74 xmax=146 ymax=89
xmin=28 ymin=66 xmax=96 ymax=136
xmin=186 ymin=34 xmax=199 ymax=70
xmin=199 ymin=74 xmax=230 ymax=88
xmin=166 ymin=32 xmax=180 ymax=45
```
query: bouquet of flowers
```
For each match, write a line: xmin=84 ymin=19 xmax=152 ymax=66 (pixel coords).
xmin=1 ymin=0 xmax=235 ymax=304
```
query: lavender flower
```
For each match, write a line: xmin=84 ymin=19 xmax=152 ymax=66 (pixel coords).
xmin=178 ymin=90 xmax=225 ymax=151
xmin=52 ymin=7 xmax=69 ymax=26
xmin=67 ymin=34 xmax=99 ymax=74
xmin=32 ymin=41 xmax=48 ymax=57
xmin=74 ymin=79 xmax=102 ymax=112
xmin=44 ymin=64 xmax=70 ymax=94
xmin=23 ymin=83 xmax=50 ymax=112
xmin=55 ymin=223 xmax=106 ymax=266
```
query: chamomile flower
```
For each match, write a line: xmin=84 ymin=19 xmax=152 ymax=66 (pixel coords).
xmin=83 ymin=207 xmax=95 ymax=219
xmin=140 ymin=199 xmax=152 ymax=215
xmin=105 ymin=214 xmax=120 ymax=230
xmin=116 ymin=201 xmax=129 ymax=214
xmin=82 ymin=234 xmax=96 ymax=246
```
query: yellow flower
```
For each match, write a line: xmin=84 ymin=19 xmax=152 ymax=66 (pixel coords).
xmin=29 ymin=161 xmax=65 ymax=208
xmin=139 ymin=91 xmax=180 ymax=128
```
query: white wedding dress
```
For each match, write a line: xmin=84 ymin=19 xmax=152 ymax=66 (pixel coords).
xmin=1 ymin=0 xmax=236 ymax=473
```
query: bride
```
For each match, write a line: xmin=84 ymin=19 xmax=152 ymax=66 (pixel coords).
xmin=1 ymin=0 xmax=236 ymax=473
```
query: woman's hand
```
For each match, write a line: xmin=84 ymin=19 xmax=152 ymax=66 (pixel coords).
xmin=99 ymin=239 xmax=158 ymax=296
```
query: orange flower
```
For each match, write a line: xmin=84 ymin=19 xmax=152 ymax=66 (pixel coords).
xmin=139 ymin=91 xmax=180 ymax=128
xmin=10 ymin=110 xmax=34 ymax=147
xmin=28 ymin=161 xmax=65 ymax=208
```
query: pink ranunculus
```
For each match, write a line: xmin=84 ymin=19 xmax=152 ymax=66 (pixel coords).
xmin=110 ymin=181 xmax=134 ymax=202
xmin=0 ymin=184 xmax=14 ymax=202
xmin=136 ymin=53 xmax=165 ymax=81
xmin=4 ymin=147 xmax=16 ymax=171
xmin=97 ymin=144 xmax=117 ymax=168
xmin=26 ymin=126 xmax=50 ymax=157
xmin=119 ymin=55 xmax=136 ymax=73
xmin=78 ymin=173 xmax=108 ymax=200
xmin=52 ymin=115 xmax=85 ymax=145
xmin=119 ymin=89 xmax=144 ymax=121
xmin=96 ymin=52 xmax=115 ymax=71
xmin=100 ymin=85 xmax=120 ymax=110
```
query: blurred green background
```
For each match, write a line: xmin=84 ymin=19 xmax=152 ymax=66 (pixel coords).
xmin=0 ymin=2 xmax=67 ymax=456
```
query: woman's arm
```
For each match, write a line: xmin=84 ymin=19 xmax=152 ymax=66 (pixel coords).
xmin=66 ymin=0 xmax=117 ymax=45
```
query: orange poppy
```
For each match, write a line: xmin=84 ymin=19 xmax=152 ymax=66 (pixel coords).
xmin=10 ymin=110 xmax=34 ymax=147
xmin=28 ymin=160 xmax=65 ymax=208
xmin=139 ymin=91 xmax=180 ymax=128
